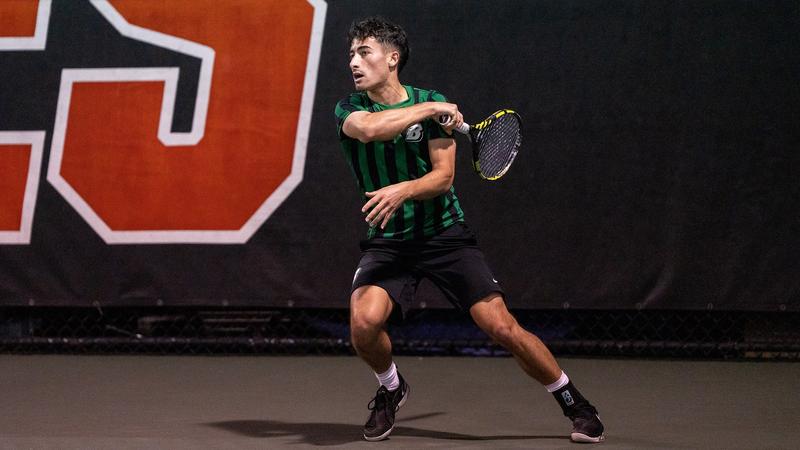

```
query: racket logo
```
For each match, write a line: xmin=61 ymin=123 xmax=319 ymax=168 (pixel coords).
xmin=475 ymin=118 xmax=492 ymax=130
xmin=404 ymin=123 xmax=423 ymax=142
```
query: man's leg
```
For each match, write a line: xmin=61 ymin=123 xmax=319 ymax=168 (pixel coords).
xmin=469 ymin=294 xmax=561 ymax=383
xmin=350 ymin=285 xmax=394 ymax=373
xmin=470 ymin=294 xmax=604 ymax=443
xmin=350 ymin=285 xmax=410 ymax=441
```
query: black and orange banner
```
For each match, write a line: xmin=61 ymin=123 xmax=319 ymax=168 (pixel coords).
xmin=1 ymin=0 xmax=798 ymax=311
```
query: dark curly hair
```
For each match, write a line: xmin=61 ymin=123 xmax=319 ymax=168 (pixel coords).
xmin=348 ymin=16 xmax=409 ymax=73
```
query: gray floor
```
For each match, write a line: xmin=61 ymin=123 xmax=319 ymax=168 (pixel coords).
xmin=1 ymin=355 xmax=798 ymax=449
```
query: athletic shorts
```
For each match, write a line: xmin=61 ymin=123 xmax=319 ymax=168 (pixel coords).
xmin=351 ymin=222 xmax=504 ymax=321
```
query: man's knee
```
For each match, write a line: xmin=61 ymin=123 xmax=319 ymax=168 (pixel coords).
xmin=350 ymin=286 xmax=393 ymax=341
xmin=482 ymin=320 xmax=519 ymax=347
xmin=350 ymin=308 xmax=386 ymax=338
xmin=470 ymin=295 xmax=522 ymax=347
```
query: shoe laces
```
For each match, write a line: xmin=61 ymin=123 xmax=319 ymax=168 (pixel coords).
xmin=367 ymin=385 xmax=390 ymax=412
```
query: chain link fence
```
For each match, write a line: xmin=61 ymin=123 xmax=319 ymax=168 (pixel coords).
xmin=1 ymin=307 xmax=798 ymax=360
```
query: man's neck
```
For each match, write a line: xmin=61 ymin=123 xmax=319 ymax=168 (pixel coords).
xmin=367 ymin=79 xmax=407 ymax=105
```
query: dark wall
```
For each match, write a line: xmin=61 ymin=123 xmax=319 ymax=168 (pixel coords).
xmin=1 ymin=0 xmax=798 ymax=311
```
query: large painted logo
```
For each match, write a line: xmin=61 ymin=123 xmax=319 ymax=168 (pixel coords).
xmin=0 ymin=0 xmax=326 ymax=244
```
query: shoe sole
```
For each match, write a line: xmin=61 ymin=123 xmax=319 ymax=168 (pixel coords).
xmin=571 ymin=432 xmax=605 ymax=443
xmin=363 ymin=384 xmax=410 ymax=442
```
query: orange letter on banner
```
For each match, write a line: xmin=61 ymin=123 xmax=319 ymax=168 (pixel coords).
xmin=0 ymin=0 xmax=49 ymax=50
xmin=0 ymin=0 xmax=39 ymax=36
xmin=0 ymin=133 xmax=44 ymax=244
xmin=47 ymin=0 xmax=325 ymax=243
xmin=0 ymin=146 xmax=30 ymax=230
xmin=0 ymin=1 xmax=37 ymax=232
xmin=0 ymin=1 xmax=48 ymax=244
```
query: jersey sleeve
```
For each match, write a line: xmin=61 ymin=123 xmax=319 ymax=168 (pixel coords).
xmin=426 ymin=90 xmax=454 ymax=141
xmin=335 ymin=94 xmax=367 ymax=140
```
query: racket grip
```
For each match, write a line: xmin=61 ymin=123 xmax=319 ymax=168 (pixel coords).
xmin=438 ymin=115 xmax=470 ymax=135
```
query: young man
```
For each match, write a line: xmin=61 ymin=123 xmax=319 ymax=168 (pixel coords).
xmin=334 ymin=16 xmax=605 ymax=443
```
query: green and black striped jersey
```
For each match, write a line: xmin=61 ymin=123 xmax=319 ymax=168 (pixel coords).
xmin=335 ymin=85 xmax=465 ymax=240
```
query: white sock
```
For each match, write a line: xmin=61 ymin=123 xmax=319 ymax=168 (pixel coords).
xmin=375 ymin=362 xmax=400 ymax=391
xmin=545 ymin=371 xmax=570 ymax=393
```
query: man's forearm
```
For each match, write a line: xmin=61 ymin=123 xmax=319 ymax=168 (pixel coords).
xmin=362 ymin=169 xmax=453 ymax=229
xmin=347 ymin=103 xmax=436 ymax=143
xmin=405 ymin=168 xmax=453 ymax=200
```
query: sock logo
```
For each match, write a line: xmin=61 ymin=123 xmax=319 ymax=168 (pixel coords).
xmin=561 ymin=390 xmax=575 ymax=406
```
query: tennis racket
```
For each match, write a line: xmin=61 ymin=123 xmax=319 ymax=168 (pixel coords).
xmin=440 ymin=109 xmax=522 ymax=181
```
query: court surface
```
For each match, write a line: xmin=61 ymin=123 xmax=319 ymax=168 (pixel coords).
xmin=1 ymin=355 xmax=798 ymax=449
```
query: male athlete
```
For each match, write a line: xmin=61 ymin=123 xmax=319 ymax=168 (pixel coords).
xmin=334 ymin=16 xmax=605 ymax=443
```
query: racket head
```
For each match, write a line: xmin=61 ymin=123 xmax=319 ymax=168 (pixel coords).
xmin=469 ymin=109 xmax=522 ymax=180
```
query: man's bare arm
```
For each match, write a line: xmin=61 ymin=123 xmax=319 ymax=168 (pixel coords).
xmin=343 ymin=102 xmax=463 ymax=143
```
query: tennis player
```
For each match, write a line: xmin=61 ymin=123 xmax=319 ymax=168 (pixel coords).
xmin=334 ymin=16 xmax=605 ymax=443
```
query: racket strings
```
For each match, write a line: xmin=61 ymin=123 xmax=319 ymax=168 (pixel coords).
xmin=476 ymin=115 xmax=521 ymax=178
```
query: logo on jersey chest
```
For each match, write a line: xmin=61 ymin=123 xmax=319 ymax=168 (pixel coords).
xmin=404 ymin=123 xmax=423 ymax=142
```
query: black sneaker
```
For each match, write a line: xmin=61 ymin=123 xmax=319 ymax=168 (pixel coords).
xmin=568 ymin=405 xmax=605 ymax=443
xmin=552 ymin=381 xmax=605 ymax=443
xmin=363 ymin=374 xmax=410 ymax=441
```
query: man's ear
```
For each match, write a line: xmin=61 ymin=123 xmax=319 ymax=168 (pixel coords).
xmin=388 ymin=51 xmax=399 ymax=69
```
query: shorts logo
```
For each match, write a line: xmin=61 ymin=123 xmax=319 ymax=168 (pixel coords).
xmin=562 ymin=390 xmax=575 ymax=406
xmin=404 ymin=123 xmax=423 ymax=142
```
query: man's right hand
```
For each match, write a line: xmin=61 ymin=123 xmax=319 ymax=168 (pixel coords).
xmin=431 ymin=102 xmax=464 ymax=135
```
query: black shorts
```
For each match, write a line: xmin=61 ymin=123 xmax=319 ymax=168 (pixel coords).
xmin=351 ymin=222 xmax=504 ymax=321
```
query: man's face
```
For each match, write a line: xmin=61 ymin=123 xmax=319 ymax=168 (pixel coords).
xmin=349 ymin=37 xmax=396 ymax=91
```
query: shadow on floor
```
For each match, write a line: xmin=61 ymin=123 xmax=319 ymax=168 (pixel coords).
xmin=206 ymin=413 xmax=566 ymax=446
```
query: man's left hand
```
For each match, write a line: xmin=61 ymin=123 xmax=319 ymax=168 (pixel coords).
xmin=362 ymin=182 xmax=411 ymax=230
